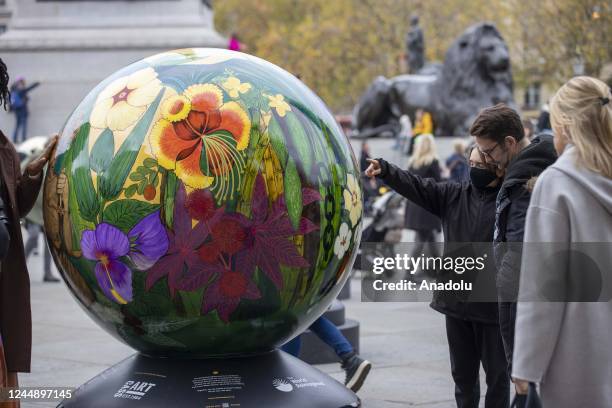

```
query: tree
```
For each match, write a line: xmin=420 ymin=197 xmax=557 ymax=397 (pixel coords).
xmin=215 ymin=0 xmax=610 ymax=112
xmin=509 ymin=0 xmax=611 ymax=86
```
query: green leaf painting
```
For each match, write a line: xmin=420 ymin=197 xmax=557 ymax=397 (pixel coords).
xmin=284 ymin=111 xmax=313 ymax=175
xmin=284 ymin=158 xmax=303 ymax=230
xmin=70 ymin=123 xmax=100 ymax=223
xmin=268 ymin=116 xmax=288 ymax=167
xmin=90 ymin=128 xmax=115 ymax=174
xmin=102 ymin=199 xmax=160 ymax=233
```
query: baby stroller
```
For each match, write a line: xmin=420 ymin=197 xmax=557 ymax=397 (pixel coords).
xmin=356 ymin=191 xmax=405 ymax=276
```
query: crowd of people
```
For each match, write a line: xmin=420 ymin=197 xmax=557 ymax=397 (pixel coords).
xmin=366 ymin=76 xmax=612 ymax=407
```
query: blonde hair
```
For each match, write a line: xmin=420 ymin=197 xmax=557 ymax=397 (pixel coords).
xmin=409 ymin=133 xmax=438 ymax=168
xmin=549 ymin=76 xmax=612 ymax=178
xmin=452 ymin=138 xmax=466 ymax=155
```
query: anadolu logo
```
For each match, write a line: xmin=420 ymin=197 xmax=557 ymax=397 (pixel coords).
xmin=272 ymin=378 xmax=293 ymax=392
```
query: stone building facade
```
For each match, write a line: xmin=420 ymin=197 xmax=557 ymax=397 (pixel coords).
xmin=0 ymin=0 xmax=225 ymax=138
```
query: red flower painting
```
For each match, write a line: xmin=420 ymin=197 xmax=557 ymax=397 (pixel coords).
xmin=145 ymin=173 xmax=320 ymax=322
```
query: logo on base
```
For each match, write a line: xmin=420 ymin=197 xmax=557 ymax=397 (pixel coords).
xmin=272 ymin=376 xmax=326 ymax=392
xmin=114 ymin=380 xmax=156 ymax=400
xmin=272 ymin=379 xmax=293 ymax=392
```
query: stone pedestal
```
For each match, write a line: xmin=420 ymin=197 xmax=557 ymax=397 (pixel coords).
xmin=0 ymin=0 xmax=225 ymax=138
xmin=0 ymin=0 xmax=12 ymax=33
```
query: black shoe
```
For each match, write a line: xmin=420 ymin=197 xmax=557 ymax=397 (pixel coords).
xmin=44 ymin=275 xmax=60 ymax=283
xmin=341 ymin=352 xmax=371 ymax=392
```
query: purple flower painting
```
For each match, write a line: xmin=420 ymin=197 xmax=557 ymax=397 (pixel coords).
xmin=128 ymin=211 xmax=170 ymax=270
xmin=81 ymin=211 xmax=168 ymax=304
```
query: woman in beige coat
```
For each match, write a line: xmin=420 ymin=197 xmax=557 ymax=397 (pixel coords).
xmin=512 ymin=76 xmax=612 ymax=407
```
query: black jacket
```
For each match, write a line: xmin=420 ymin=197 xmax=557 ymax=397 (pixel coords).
xmin=403 ymin=159 xmax=442 ymax=231
xmin=377 ymin=158 xmax=500 ymax=324
xmin=494 ymin=134 xmax=557 ymax=301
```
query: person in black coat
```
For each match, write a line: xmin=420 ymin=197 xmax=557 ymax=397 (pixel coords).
xmin=403 ymin=134 xmax=442 ymax=259
xmin=471 ymin=104 xmax=557 ymax=378
xmin=366 ymin=146 xmax=510 ymax=408
xmin=536 ymin=106 xmax=551 ymax=132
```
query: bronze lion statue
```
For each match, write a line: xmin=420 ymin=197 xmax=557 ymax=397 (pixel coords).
xmin=353 ymin=22 xmax=516 ymax=137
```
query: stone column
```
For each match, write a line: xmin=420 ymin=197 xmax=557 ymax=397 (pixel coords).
xmin=0 ymin=0 xmax=13 ymax=33
xmin=0 ymin=0 xmax=225 ymax=137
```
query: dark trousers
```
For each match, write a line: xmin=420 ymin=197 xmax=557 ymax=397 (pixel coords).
xmin=407 ymin=134 xmax=420 ymax=155
xmin=498 ymin=301 xmax=516 ymax=376
xmin=412 ymin=229 xmax=438 ymax=255
xmin=282 ymin=316 xmax=353 ymax=359
xmin=412 ymin=229 xmax=438 ymax=278
xmin=445 ymin=316 xmax=510 ymax=408
xmin=12 ymin=110 xmax=28 ymax=143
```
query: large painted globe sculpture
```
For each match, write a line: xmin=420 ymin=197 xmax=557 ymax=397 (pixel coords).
xmin=43 ymin=48 xmax=362 ymax=358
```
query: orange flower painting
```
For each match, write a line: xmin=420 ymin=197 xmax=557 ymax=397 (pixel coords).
xmin=150 ymin=83 xmax=251 ymax=196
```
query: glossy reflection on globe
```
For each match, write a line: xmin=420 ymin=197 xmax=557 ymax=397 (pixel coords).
xmin=43 ymin=48 xmax=362 ymax=357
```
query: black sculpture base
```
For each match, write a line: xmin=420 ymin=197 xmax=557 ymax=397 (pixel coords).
xmin=57 ymin=350 xmax=360 ymax=408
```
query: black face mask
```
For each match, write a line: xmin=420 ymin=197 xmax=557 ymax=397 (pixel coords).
xmin=470 ymin=167 xmax=498 ymax=189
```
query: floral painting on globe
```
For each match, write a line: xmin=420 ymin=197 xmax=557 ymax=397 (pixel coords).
xmin=43 ymin=48 xmax=362 ymax=356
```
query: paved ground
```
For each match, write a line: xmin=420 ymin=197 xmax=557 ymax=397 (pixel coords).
xmin=17 ymin=136 xmax=496 ymax=408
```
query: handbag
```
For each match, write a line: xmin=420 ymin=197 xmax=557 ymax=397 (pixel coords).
xmin=511 ymin=383 xmax=543 ymax=408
